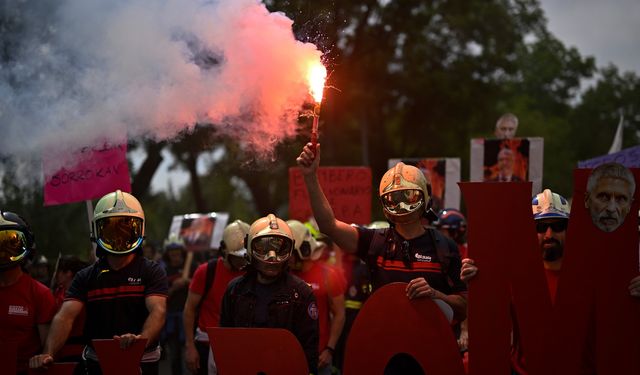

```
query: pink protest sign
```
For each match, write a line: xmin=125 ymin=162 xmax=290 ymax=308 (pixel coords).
xmin=289 ymin=167 xmax=372 ymax=225
xmin=44 ymin=144 xmax=131 ymax=206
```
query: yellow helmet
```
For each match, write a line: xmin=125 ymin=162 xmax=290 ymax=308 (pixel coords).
xmin=286 ymin=219 xmax=324 ymax=261
xmin=221 ymin=220 xmax=250 ymax=258
xmin=379 ymin=162 xmax=430 ymax=222
xmin=247 ymin=214 xmax=294 ymax=265
xmin=92 ymin=190 xmax=145 ymax=256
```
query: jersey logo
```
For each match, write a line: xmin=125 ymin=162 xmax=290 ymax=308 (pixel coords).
xmin=414 ymin=253 xmax=432 ymax=262
xmin=128 ymin=277 xmax=142 ymax=285
xmin=8 ymin=305 xmax=29 ymax=316
xmin=308 ymin=301 xmax=319 ymax=320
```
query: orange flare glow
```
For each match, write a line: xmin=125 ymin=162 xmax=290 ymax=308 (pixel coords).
xmin=307 ymin=62 xmax=327 ymax=103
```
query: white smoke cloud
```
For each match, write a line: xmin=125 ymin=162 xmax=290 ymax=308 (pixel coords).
xmin=0 ymin=0 xmax=322 ymax=170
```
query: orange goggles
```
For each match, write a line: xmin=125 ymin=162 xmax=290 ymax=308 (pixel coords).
xmin=95 ymin=216 xmax=144 ymax=253
xmin=381 ymin=189 xmax=424 ymax=215
xmin=0 ymin=229 xmax=28 ymax=264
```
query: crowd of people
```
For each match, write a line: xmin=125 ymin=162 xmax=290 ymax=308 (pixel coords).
xmin=1 ymin=113 xmax=639 ymax=375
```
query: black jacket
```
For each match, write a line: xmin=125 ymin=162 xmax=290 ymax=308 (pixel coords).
xmin=220 ymin=270 xmax=319 ymax=373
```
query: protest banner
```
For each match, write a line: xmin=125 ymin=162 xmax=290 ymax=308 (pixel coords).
xmin=44 ymin=143 xmax=131 ymax=206
xmin=289 ymin=167 xmax=371 ymax=225
xmin=470 ymin=137 xmax=543 ymax=193
xmin=167 ymin=212 xmax=229 ymax=253
xmin=388 ymin=157 xmax=461 ymax=211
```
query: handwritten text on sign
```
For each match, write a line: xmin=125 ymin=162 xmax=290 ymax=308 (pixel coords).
xmin=289 ymin=167 xmax=372 ymax=225
xmin=44 ymin=144 xmax=131 ymax=206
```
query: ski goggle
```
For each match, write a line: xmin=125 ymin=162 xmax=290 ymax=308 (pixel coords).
xmin=535 ymin=220 xmax=567 ymax=233
xmin=95 ymin=216 xmax=144 ymax=253
xmin=0 ymin=229 xmax=28 ymax=264
xmin=381 ymin=189 xmax=424 ymax=215
xmin=251 ymin=235 xmax=293 ymax=262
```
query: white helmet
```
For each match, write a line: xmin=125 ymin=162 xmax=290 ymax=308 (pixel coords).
xmin=532 ymin=189 xmax=570 ymax=221
xmin=92 ymin=190 xmax=145 ymax=256
xmin=221 ymin=220 xmax=250 ymax=259
xmin=286 ymin=220 xmax=324 ymax=261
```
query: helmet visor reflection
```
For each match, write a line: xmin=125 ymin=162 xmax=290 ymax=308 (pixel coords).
xmin=0 ymin=229 xmax=28 ymax=265
xmin=96 ymin=216 xmax=144 ymax=253
xmin=251 ymin=235 xmax=292 ymax=262
xmin=381 ymin=189 xmax=424 ymax=215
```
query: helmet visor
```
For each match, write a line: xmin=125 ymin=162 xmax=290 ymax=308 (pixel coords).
xmin=251 ymin=235 xmax=292 ymax=262
xmin=381 ymin=189 xmax=424 ymax=215
xmin=96 ymin=216 xmax=144 ymax=253
xmin=0 ymin=229 xmax=28 ymax=265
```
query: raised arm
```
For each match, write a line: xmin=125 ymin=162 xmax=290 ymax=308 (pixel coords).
xmin=296 ymin=143 xmax=359 ymax=253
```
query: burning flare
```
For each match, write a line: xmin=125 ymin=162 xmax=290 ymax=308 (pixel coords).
xmin=307 ymin=62 xmax=327 ymax=103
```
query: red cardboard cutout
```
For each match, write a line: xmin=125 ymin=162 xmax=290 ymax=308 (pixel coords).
xmin=0 ymin=342 xmax=17 ymax=375
xmin=460 ymin=182 xmax=553 ymax=375
xmin=207 ymin=327 xmax=308 ymax=375
xmin=44 ymin=144 xmax=131 ymax=206
xmin=27 ymin=363 xmax=77 ymax=375
xmin=342 ymin=283 xmax=464 ymax=375
xmin=91 ymin=339 xmax=147 ymax=375
xmin=289 ymin=167 xmax=371 ymax=225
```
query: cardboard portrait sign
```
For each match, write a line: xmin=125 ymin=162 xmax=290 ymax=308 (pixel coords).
xmin=207 ymin=328 xmax=308 ymax=375
xmin=44 ymin=143 xmax=131 ymax=206
xmin=470 ymin=137 xmax=543 ymax=193
xmin=343 ymin=283 xmax=464 ymax=375
xmin=91 ymin=339 xmax=147 ymax=375
xmin=388 ymin=157 xmax=461 ymax=211
xmin=289 ymin=167 xmax=371 ymax=225
xmin=167 ymin=212 xmax=229 ymax=252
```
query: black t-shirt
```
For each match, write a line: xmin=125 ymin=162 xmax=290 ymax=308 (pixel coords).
xmin=66 ymin=255 xmax=168 ymax=344
xmin=356 ymin=226 xmax=466 ymax=295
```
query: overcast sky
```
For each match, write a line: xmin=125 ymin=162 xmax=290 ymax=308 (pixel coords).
xmin=539 ymin=0 xmax=640 ymax=74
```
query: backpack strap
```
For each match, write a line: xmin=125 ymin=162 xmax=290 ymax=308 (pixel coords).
xmin=426 ymin=227 xmax=451 ymax=277
xmin=195 ymin=257 xmax=217 ymax=313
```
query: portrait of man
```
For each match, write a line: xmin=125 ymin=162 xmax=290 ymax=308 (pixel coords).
xmin=483 ymin=139 xmax=529 ymax=182
xmin=494 ymin=113 xmax=519 ymax=139
xmin=585 ymin=162 xmax=635 ymax=232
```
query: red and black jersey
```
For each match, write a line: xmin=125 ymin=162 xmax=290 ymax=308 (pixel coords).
xmin=66 ymin=255 xmax=168 ymax=346
xmin=356 ymin=226 xmax=466 ymax=296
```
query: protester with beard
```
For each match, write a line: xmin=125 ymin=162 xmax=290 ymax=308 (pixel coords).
xmin=297 ymin=144 xmax=466 ymax=374
xmin=29 ymin=190 xmax=168 ymax=375
xmin=585 ymin=162 xmax=635 ymax=233
xmin=460 ymin=189 xmax=640 ymax=374
xmin=219 ymin=214 xmax=319 ymax=374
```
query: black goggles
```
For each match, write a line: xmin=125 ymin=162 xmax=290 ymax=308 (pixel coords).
xmin=96 ymin=216 xmax=144 ymax=253
xmin=251 ymin=235 xmax=293 ymax=262
xmin=0 ymin=229 xmax=28 ymax=264
xmin=381 ymin=189 xmax=424 ymax=215
xmin=535 ymin=220 xmax=567 ymax=234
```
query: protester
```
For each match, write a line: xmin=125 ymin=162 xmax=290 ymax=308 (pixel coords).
xmin=183 ymin=219 xmax=249 ymax=375
xmin=460 ymin=188 xmax=640 ymax=374
xmin=490 ymin=148 xmax=522 ymax=182
xmin=287 ymin=219 xmax=345 ymax=375
xmin=162 ymin=235 xmax=192 ymax=375
xmin=29 ymin=254 xmax=51 ymax=286
xmin=0 ymin=210 xmax=57 ymax=375
xmin=494 ymin=113 xmax=519 ymax=139
xmin=584 ymin=162 xmax=635 ymax=232
xmin=435 ymin=209 xmax=468 ymax=260
xmin=29 ymin=190 xmax=168 ymax=375
xmin=297 ymin=144 xmax=466 ymax=374
xmin=220 ymin=214 xmax=319 ymax=374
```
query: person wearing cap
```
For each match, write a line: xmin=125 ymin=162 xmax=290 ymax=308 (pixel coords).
xmin=287 ymin=220 xmax=345 ymax=375
xmin=460 ymin=188 xmax=640 ymax=374
xmin=297 ymin=144 xmax=466 ymax=373
xmin=0 ymin=210 xmax=57 ymax=375
xmin=220 ymin=214 xmax=319 ymax=374
xmin=29 ymin=190 xmax=168 ymax=375
xmin=183 ymin=220 xmax=250 ymax=375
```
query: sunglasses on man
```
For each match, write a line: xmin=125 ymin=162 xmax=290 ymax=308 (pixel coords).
xmin=535 ymin=220 xmax=567 ymax=233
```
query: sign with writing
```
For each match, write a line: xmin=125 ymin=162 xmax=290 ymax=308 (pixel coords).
xmin=578 ymin=145 xmax=640 ymax=168
xmin=289 ymin=167 xmax=371 ymax=225
xmin=470 ymin=137 xmax=543 ymax=194
xmin=44 ymin=144 xmax=131 ymax=206
xmin=167 ymin=212 xmax=229 ymax=252
xmin=388 ymin=158 xmax=461 ymax=211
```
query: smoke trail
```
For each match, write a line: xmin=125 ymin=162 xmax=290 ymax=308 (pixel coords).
xmin=0 ymin=0 xmax=323 ymax=171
